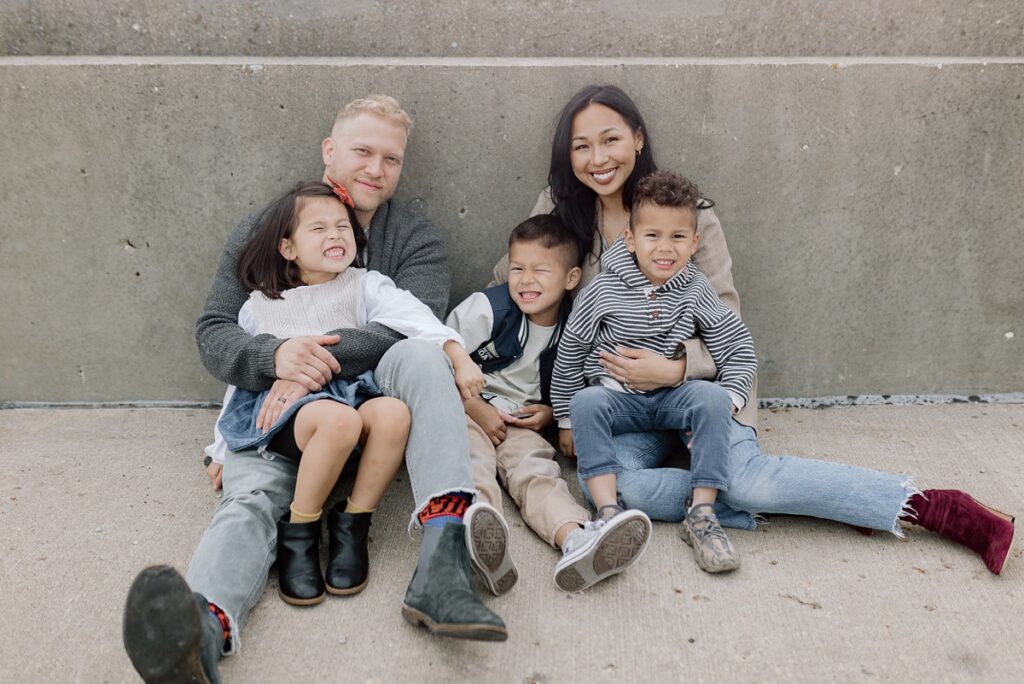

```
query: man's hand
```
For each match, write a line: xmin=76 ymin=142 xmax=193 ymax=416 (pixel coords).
xmin=558 ymin=428 xmax=576 ymax=458
xmin=502 ymin=404 xmax=554 ymax=432
xmin=206 ymin=461 xmax=223 ymax=491
xmin=256 ymin=379 xmax=311 ymax=431
xmin=274 ymin=335 xmax=342 ymax=391
xmin=599 ymin=346 xmax=686 ymax=392
xmin=465 ymin=396 xmax=507 ymax=445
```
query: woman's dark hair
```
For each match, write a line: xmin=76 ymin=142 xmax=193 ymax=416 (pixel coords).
xmin=548 ymin=85 xmax=657 ymax=260
xmin=237 ymin=181 xmax=366 ymax=299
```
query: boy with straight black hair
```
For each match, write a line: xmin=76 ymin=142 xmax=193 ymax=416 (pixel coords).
xmin=448 ymin=214 xmax=652 ymax=594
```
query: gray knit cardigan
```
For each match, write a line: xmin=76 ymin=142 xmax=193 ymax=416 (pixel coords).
xmin=195 ymin=200 xmax=450 ymax=391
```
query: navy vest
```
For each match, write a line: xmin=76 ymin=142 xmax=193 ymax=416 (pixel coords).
xmin=467 ymin=285 xmax=571 ymax=406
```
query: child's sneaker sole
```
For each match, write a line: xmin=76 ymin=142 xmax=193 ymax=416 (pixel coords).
xmin=553 ymin=510 xmax=651 ymax=592
xmin=464 ymin=502 xmax=519 ymax=596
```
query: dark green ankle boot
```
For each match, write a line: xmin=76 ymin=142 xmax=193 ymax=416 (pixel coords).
xmin=401 ymin=522 xmax=508 ymax=642
xmin=123 ymin=565 xmax=223 ymax=684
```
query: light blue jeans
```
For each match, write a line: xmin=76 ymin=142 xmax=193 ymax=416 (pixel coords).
xmin=186 ymin=339 xmax=476 ymax=652
xmin=571 ymin=381 xmax=734 ymax=492
xmin=586 ymin=421 xmax=914 ymax=533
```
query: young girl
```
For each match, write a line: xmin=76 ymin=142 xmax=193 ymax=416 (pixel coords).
xmin=209 ymin=180 xmax=483 ymax=606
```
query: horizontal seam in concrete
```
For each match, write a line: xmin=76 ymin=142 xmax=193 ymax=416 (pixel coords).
xmin=759 ymin=393 xmax=1024 ymax=410
xmin=0 ymin=401 xmax=223 ymax=410
xmin=4 ymin=393 xmax=1022 ymax=411
xmin=2 ymin=56 xmax=1023 ymax=67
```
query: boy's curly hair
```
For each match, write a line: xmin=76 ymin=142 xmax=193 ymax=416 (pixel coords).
xmin=630 ymin=170 xmax=701 ymax=218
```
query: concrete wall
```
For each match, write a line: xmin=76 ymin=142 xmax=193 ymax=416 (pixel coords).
xmin=1 ymin=57 xmax=1021 ymax=402
xmin=3 ymin=1 xmax=1023 ymax=57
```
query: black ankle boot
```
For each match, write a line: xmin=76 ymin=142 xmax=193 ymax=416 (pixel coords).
xmin=325 ymin=507 xmax=372 ymax=595
xmin=123 ymin=565 xmax=223 ymax=684
xmin=276 ymin=517 xmax=326 ymax=605
xmin=401 ymin=523 xmax=508 ymax=642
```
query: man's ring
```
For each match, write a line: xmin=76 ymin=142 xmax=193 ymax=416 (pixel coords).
xmin=277 ymin=397 xmax=287 ymax=403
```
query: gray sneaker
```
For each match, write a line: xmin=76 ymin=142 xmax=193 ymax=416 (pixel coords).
xmin=464 ymin=502 xmax=518 ymax=596
xmin=678 ymin=503 xmax=739 ymax=573
xmin=553 ymin=507 xmax=652 ymax=592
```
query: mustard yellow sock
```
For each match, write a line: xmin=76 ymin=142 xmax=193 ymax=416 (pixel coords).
xmin=289 ymin=504 xmax=322 ymax=523
xmin=344 ymin=497 xmax=375 ymax=514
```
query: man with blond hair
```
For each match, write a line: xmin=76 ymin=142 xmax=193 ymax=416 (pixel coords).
xmin=122 ymin=95 xmax=508 ymax=684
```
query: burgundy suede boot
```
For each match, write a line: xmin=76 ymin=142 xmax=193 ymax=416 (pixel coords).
xmin=902 ymin=489 xmax=1015 ymax=575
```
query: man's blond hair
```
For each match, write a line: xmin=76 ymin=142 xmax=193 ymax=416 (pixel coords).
xmin=333 ymin=94 xmax=413 ymax=134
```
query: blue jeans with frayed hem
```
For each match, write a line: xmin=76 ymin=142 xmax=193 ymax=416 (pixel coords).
xmin=583 ymin=420 xmax=913 ymax=534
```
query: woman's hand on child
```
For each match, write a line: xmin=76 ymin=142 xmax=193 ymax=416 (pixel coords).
xmin=257 ymin=379 xmax=311 ymax=431
xmin=465 ymin=397 xmax=507 ymax=445
xmin=599 ymin=346 xmax=687 ymax=392
xmin=206 ymin=461 xmax=223 ymax=490
xmin=503 ymin=404 xmax=554 ymax=432
xmin=558 ymin=428 xmax=576 ymax=459
xmin=273 ymin=335 xmax=342 ymax=391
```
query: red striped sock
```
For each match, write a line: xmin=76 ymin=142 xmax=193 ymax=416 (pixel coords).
xmin=207 ymin=602 xmax=231 ymax=648
xmin=418 ymin=493 xmax=471 ymax=528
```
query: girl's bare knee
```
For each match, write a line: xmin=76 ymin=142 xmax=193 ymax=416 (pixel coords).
xmin=319 ymin=403 xmax=363 ymax=438
xmin=360 ymin=397 xmax=411 ymax=433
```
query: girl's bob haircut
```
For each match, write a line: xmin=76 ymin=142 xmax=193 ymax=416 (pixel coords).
xmin=237 ymin=181 xmax=366 ymax=299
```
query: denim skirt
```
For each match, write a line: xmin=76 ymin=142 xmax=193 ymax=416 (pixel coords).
xmin=217 ymin=371 xmax=381 ymax=453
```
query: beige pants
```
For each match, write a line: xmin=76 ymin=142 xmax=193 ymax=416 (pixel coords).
xmin=466 ymin=415 xmax=590 ymax=547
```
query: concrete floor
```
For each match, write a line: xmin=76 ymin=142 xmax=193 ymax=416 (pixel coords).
xmin=1 ymin=404 xmax=1022 ymax=683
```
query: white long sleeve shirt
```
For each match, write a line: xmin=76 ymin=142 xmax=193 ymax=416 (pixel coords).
xmin=205 ymin=268 xmax=462 ymax=463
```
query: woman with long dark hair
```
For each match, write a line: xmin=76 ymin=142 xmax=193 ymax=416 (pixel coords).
xmin=493 ymin=84 xmax=752 ymax=425
xmin=491 ymin=84 xmax=1015 ymax=575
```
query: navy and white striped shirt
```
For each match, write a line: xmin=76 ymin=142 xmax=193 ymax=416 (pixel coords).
xmin=551 ymin=238 xmax=757 ymax=424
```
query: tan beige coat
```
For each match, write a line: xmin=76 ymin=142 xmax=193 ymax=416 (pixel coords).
xmin=491 ymin=188 xmax=758 ymax=429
